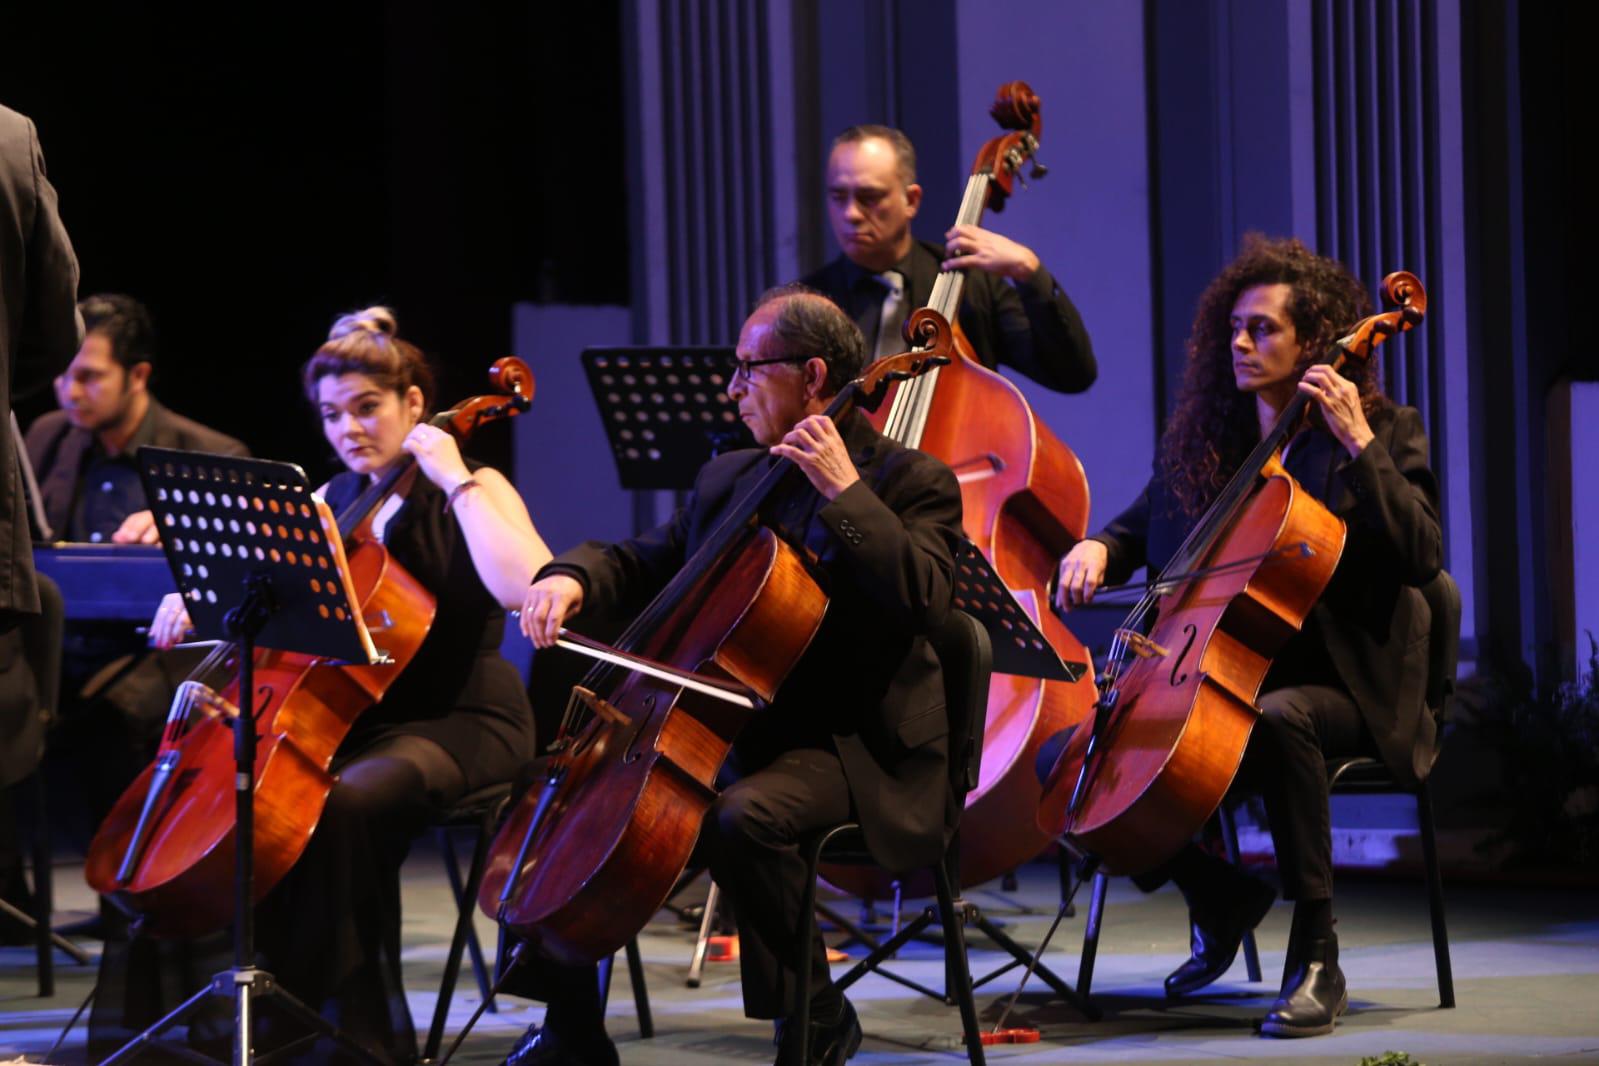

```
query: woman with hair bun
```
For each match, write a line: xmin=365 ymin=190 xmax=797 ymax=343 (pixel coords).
xmin=120 ymin=307 xmax=551 ymax=1063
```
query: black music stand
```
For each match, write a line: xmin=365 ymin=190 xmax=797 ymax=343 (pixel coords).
xmin=953 ymin=539 xmax=1086 ymax=682
xmin=581 ymin=346 xmax=754 ymax=491
xmin=101 ymin=448 xmax=386 ymax=1066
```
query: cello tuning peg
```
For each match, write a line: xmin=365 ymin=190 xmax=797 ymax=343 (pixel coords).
xmin=1031 ymin=159 xmax=1049 ymax=180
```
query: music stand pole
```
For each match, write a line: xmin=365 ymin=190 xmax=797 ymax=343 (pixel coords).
xmin=100 ymin=450 xmax=386 ymax=1066
xmin=227 ymin=569 xmax=271 ymax=1066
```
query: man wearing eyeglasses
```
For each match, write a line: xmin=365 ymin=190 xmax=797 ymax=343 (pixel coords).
xmin=512 ymin=286 xmax=963 ymax=1066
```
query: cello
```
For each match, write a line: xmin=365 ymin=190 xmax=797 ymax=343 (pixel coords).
xmin=829 ymin=81 xmax=1097 ymax=894
xmin=1037 ymin=272 xmax=1427 ymax=874
xmin=476 ymin=342 xmax=952 ymax=965
xmin=85 ymin=358 xmax=534 ymax=937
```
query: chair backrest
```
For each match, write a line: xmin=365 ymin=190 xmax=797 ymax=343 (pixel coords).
xmin=1421 ymin=570 xmax=1462 ymax=722
xmin=928 ymin=609 xmax=992 ymax=802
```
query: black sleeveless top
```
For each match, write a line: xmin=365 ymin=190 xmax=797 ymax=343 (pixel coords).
xmin=324 ymin=465 xmax=534 ymax=790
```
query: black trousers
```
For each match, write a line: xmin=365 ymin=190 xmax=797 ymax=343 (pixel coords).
xmin=1138 ymin=684 xmax=1372 ymax=903
xmin=699 ymin=746 xmax=854 ymax=1020
xmin=500 ymin=746 xmax=854 ymax=1023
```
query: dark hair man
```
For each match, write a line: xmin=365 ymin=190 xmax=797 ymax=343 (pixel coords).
xmin=800 ymin=124 xmax=1097 ymax=394
xmin=25 ymin=293 xmax=247 ymax=545
xmin=505 ymin=288 xmax=965 ymax=1065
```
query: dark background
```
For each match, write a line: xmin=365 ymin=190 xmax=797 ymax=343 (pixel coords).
xmin=2 ymin=4 xmax=627 ymax=477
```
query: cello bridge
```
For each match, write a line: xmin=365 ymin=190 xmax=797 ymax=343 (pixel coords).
xmin=1115 ymin=629 xmax=1170 ymax=660
xmin=572 ymin=686 xmax=630 ymax=726
xmin=175 ymin=680 xmax=241 ymax=723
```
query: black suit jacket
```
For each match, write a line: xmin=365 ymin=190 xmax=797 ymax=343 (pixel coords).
xmin=26 ymin=399 xmax=249 ymax=539
xmin=542 ymin=411 xmax=964 ymax=872
xmin=801 ymin=238 xmax=1097 ymax=393
xmin=1092 ymin=404 xmax=1443 ymax=785
xmin=0 ymin=105 xmax=78 ymax=620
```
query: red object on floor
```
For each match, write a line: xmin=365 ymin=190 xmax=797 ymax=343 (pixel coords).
xmin=976 ymin=1028 xmax=1041 ymax=1045
xmin=708 ymin=935 xmax=740 ymax=961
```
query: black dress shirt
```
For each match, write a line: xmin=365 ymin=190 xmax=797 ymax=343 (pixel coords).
xmin=801 ymin=238 xmax=1097 ymax=393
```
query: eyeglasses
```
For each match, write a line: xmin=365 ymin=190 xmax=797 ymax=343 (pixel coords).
xmin=732 ymin=355 xmax=809 ymax=383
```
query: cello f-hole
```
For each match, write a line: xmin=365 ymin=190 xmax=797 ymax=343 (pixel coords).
xmin=621 ymin=693 xmax=657 ymax=765
xmin=1170 ymin=623 xmax=1199 ymax=687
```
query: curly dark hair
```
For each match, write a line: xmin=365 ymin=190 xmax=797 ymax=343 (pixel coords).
xmin=1160 ymin=234 xmax=1379 ymax=516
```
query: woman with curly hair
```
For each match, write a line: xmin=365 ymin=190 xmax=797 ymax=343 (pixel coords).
xmin=1055 ymin=235 xmax=1442 ymax=1037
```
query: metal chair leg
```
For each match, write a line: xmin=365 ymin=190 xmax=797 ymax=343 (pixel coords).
xmin=30 ymin=772 xmax=54 ymax=997
xmin=933 ymin=866 xmax=986 ymax=1066
xmin=1077 ymin=869 xmax=1108 ymax=997
xmin=686 ymin=879 xmax=720 ymax=988
xmin=1417 ymin=784 xmax=1455 ymax=1007
xmin=625 ymin=936 xmax=654 ymax=1038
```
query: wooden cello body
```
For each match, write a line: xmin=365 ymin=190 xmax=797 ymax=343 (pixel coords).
xmin=85 ymin=543 xmax=434 ymax=937
xmin=480 ymin=526 xmax=825 ymax=964
xmin=830 ymin=82 xmax=1097 ymax=894
xmin=478 ymin=346 xmax=950 ymax=965
xmin=1036 ymin=456 xmax=1343 ymax=874
xmin=85 ymin=358 xmax=534 ymax=937
xmin=1037 ymin=272 xmax=1427 ymax=876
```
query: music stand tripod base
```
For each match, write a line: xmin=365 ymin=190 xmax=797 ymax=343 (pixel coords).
xmin=100 ymin=449 xmax=387 ymax=1066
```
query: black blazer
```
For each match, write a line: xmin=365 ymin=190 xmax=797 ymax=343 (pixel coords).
xmin=1093 ymin=404 xmax=1443 ymax=785
xmin=0 ymin=105 xmax=78 ymax=621
xmin=802 ymin=239 xmax=1098 ymax=394
xmin=542 ymin=411 xmax=965 ymax=872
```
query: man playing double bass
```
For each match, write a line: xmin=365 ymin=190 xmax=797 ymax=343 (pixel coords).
xmin=516 ymin=287 xmax=964 ymax=1066
xmin=1055 ymin=235 xmax=1443 ymax=1037
xmin=802 ymin=124 xmax=1097 ymax=389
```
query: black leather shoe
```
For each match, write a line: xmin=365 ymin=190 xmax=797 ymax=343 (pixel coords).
xmin=502 ymin=1022 xmax=619 ymax=1066
xmin=774 ymin=997 xmax=863 ymax=1066
xmin=1260 ymin=934 xmax=1348 ymax=1037
xmin=1164 ymin=874 xmax=1276 ymax=998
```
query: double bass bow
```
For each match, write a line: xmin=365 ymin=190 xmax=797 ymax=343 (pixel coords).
xmin=1037 ymin=272 xmax=1427 ymax=875
xmin=85 ymin=358 xmax=535 ymax=937
xmin=476 ymin=338 xmax=954 ymax=966
xmin=829 ymin=81 xmax=1098 ymax=895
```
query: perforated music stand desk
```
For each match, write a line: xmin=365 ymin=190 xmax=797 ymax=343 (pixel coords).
xmin=582 ymin=346 xmax=755 ymax=491
xmin=954 ymin=539 xmax=1086 ymax=682
xmin=101 ymin=447 xmax=386 ymax=1066
xmin=141 ymin=448 xmax=382 ymax=664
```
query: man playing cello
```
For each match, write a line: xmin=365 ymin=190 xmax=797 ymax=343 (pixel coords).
xmin=514 ymin=287 xmax=964 ymax=1066
xmin=1056 ymin=236 xmax=1442 ymax=1037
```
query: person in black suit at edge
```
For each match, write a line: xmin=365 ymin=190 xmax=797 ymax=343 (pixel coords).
xmin=0 ymin=102 xmax=80 ymax=944
xmin=1055 ymin=234 xmax=1443 ymax=1037
xmin=801 ymin=124 xmax=1096 ymax=392
xmin=506 ymin=286 xmax=964 ymax=1066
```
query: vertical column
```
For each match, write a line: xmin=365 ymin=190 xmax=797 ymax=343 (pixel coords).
xmin=625 ymin=0 xmax=801 ymax=345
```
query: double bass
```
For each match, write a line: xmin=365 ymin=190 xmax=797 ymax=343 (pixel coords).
xmin=829 ymin=81 xmax=1098 ymax=894
xmin=1037 ymin=273 xmax=1427 ymax=874
xmin=477 ymin=342 xmax=952 ymax=965
xmin=85 ymin=359 xmax=534 ymax=936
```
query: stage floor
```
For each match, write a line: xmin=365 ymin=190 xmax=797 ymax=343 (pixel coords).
xmin=3 ymin=849 xmax=1596 ymax=1065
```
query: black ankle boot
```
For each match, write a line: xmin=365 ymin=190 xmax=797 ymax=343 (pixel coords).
xmin=1165 ymin=872 xmax=1275 ymax=998
xmin=1260 ymin=932 xmax=1347 ymax=1037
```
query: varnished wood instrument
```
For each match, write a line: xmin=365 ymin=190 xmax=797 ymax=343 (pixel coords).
xmin=84 ymin=359 xmax=534 ymax=936
xmin=1037 ymin=273 xmax=1427 ymax=874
